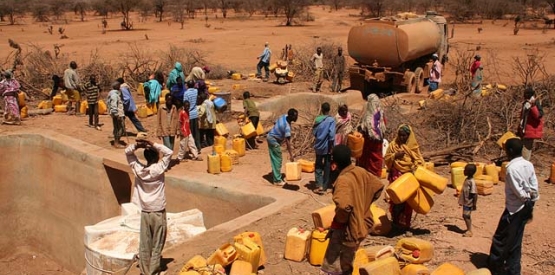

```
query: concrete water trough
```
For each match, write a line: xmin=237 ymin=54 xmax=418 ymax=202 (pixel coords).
xmin=0 ymin=131 xmax=305 ymax=273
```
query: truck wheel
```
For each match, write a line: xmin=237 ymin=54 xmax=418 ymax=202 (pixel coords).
xmin=414 ymin=67 xmax=425 ymax=93
xmin=405 ymin=72 xmax=416 ymax=93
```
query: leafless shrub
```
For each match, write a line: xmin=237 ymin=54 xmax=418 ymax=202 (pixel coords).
xmin=449 ymin=47 xmax=475 ymax=94
xmin=511 ymin=49 xmax=549 ymax=86
xmin=116 ymin=43 xmax=161 ymax=89
xmin=159 ymin=45 xmax=207 ymax=78
xmin=290 ymin=40 xmax=343 ymax=82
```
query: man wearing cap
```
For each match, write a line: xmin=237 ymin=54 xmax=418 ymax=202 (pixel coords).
xmin=428 ymin=54 xmax=442 ymax=92
xmin=0 ymin=70 xmax=22 ymax=125
xmin=321 ymin=145 xmax=384 ymax=275
xmin=470 ymin=55 xmax=482 ymax=78
xmin=331 ymin=47 xmax=346 ymax=93
xmin=125 ymin=136 xmax=172 ymax=275
xmin=256 ymin=42 xmax=272 ymax=80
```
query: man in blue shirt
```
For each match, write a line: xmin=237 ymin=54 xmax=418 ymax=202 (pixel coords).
xmin=256 ymin=42 xmax=272 ymax=80
xmin=488 ymin=138 xmax=539 ymax=275
xmin=312 ymin=102 xmax=336 ymax=194
xmin=117 ymin=78 xmax=147 ymax=132
xmin=183 ymin=80 xmax=201 ymax=151
xmin=267 ymin=108 xmax=297 ymax=186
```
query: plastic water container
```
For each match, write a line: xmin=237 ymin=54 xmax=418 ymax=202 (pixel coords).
xmin=137 ymin=105 xmax=148 ymax=118
xmin=430 ymin=262 xmax=464 ymax=275
xmin=137 ymin=83 xmax=144 ymax=95
xmin=181 ymin=255 xmax=207 ymax=272
xmin=298 ymin=159 xmax=315 ymax=173
xmin=54 ymin=105 xmax=67 ymax=112
xmin=229 ymin=260 xmax=253 ymax=275
xmin=353 ymin=249 xmax=369 ymax=275
xmin=359 ymin=257 xmax=401 ymax=275
xmin=311 ymin=204 xmax=335 ymax=229
xmin=241 ymin=122 xmax=257 ymax=139
xmin=224 ymin=149 xmax=240 ymax=165
xmin=233 ymin=232 xmax=266 ymax=267
xmin=80 ymin=100 xmax=88 ymax=114
xmin=484 ymin=163 xmax=499 ymax=184
xmin=401 ymin=264 xmax=430 ymax=275
xmin=52 ymin=95 xmax=63 ymax=106
xmin=450 ymin=161 xmax=467 ymax=169
xmin=364 ymin=245 xmax=394 ymax=262
xmin=424 ymin=162 xmax=435 ymax=172
xmin=98 ymin=100 xmax=107 ymax=115
xmin=284 ymin=227 xmax=311 ymax=262
xmin=451 ymin=167 xmax=465 ymax=192
xmin=220 ymin=154 xmax=232 ymax=172
xmin=208 ymin=86 xmax=221 ymax=94
xmin=214 ymin=135 xmax=227 ymax=149
xmin=233 ymin=138 xmax=246 ymax=157
xmin=231 ymin=73 xmax=242 ymax=80
xmin=475 ymin=175 xmax=493 ymax=182
xmin=406 ymin=187 xmax=435 ymax=215
xmin=214 ymin=97 xmax=227 ymax=110
xmin=497 ymin=131 xmax=516 ymax=149
xmin=285 ymin=162 xmax=302 ymax=181
xmin=256 ymin=123 xmax=265 ymax=136
xmin=213 ymin=145 xmax=225 ymax=155
xmin=347 ymin=132 xmax=364 ymax=158
xmin=413 ymin=166 xmax=448 ymax=194
xmin=234 ymin=238 xmax=261 ymax=273
xmin=286 ymin=71 xmax=295 ymax=82
xmin=429 ymin=88 xmax=444 ymax=99
xmin=19 ymin=106 xmax=28 ymax=118
xmin=476 ymin=179 xmax=494 ymax=196
xmin=207 ymin=154 xmax=221 ymax=174
xmin=551 ymin=162 xmax=555 ymax=184
xmin=386 ymin=173 xmax=420 ymax=204
xmin=395 ymin=238 xmax=434 ymax=264
xmin=309 ymin=228 xmax=329 ymax=266
xmin=370 ymin=204 xmax=391 ymax=236
xmin=38 ymin=100 xmax=53 ymax=109
xmin=465 ymin=268 xmax=492 ymax=275
xmin=500 ymin=161 xmax=509 ymax=182
xmin=216 ymin=123 xmax=229 ymax=136
xmin=381 ymin=168 xmax=387 ymax=179
xmin=473 ymin=162 xmax=485 ymax=176
xmin=206 ymin=243 xmax=237 ymax=267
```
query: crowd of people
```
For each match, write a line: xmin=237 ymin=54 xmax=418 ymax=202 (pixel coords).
xmin=0 ymin=47 xmax=547 ymax=275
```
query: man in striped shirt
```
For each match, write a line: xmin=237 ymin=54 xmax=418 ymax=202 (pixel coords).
xmin=267 ymin=108 xmax=298 ymax=186
xmin=83 ymin=75 xmax=101 ymax=130
xmin=183 ymin=80 xmax=201 ymax=152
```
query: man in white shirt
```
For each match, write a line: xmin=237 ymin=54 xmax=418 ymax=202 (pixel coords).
xmin=256 ymin=42 xmax=272 ymax=80
xmin=125 ymin=137 xmax=172 ymax=275
xmin=488 ymin=138 xmax=539 ymax=275
xmin=311 ymin=47 xmax=324 ymax=92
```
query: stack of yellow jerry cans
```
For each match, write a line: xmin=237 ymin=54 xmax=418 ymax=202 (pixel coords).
xmin=179 ymin=231 xmax=266 ymax=275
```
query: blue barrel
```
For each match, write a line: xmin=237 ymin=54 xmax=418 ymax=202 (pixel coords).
xmin=213 ymin=97 xmax=227 ymax=111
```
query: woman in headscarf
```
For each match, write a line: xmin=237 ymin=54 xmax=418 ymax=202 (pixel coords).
xmin=384 ymin=124 xmax=425 ymax=229
xmin=334 ymin=104 xmax=352 ymax=146
xmin=0 ymin=70 xmax=21 ymax=125
xmin=356 ymin=94 xmax=386 ymax=177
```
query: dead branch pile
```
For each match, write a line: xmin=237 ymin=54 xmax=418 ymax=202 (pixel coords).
xmin=290 ymin=40 xmax=344 ymax=82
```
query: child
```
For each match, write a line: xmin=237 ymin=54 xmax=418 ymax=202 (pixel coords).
xmin=312 ymin=102 xmax=336 ymax=194
xmin=107 ymin=82 xmax=125 ymax=148
xmin=83 ymin=75 xmax=101 ymax=130
xmin=178 ymin=100 xmax=202 ymax=161
xmin=459 ymin=163 xmax=477 ymax=237
xmin=156 ymin=93 xmax=179 ymax=150
xmin=198 ymin=92 xmax=216 ymax=148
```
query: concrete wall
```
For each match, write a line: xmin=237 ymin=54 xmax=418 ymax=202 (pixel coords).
xmin=0 ymin=134 xmax=121 ymax=273
xmin=0 ymin=133 xmax=275 ymax=273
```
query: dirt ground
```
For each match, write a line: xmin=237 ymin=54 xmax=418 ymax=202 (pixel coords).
xmin=1 ymin=6 xmax=555 ymax=275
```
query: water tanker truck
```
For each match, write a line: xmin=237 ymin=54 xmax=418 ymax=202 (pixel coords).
xmin=347 ymin=11 xmax=449 ymax=98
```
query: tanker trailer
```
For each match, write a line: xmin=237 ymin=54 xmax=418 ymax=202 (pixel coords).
xmin=347 ymin=12 xmax=449 ymax=98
